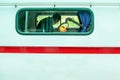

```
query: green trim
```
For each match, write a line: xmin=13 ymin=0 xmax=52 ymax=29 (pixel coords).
xmin=16 ymin=8 xmax=94 ymax=35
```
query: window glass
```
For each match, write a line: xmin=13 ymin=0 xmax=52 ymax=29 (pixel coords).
xmin=16 ymin=8 xmax=94 ymax=35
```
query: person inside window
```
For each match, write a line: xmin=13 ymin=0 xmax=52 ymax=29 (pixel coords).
xmin=36 ymin=13 xmax=61 ymax=32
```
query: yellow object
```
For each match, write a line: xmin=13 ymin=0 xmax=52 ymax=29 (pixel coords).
xmin=59 ymin=26 xmax=67 ymax=32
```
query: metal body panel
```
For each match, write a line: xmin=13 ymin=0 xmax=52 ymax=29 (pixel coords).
xmin=0 ymin=1 xmax=120 ymax=80
xmin=0 ymin=5 xmax=120 ymax=47
xmin=0 ymin=54 xmax=120 ymax=80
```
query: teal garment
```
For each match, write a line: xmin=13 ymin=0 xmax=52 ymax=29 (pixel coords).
xmin=36 ymin=17 xmax=54 ymax=32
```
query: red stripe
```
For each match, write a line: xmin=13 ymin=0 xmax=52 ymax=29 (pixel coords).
xmin=0 ymin=46 xmax=120 ymax=54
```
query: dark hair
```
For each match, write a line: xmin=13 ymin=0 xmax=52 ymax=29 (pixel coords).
xmin=52 ymin=13 xmax=61 ymax=22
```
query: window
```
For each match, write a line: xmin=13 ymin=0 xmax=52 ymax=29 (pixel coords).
xmin=16 ymin=8 xmax=94 ymax=35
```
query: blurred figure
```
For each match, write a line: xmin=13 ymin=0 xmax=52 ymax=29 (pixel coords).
xmin=36 ymin=13 xmax=61 ymax=32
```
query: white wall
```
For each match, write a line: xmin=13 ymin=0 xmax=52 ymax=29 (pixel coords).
xmin=0 ymin=0 xmax=120 ymax=2
xmin=0 ymin=54 xmax=120 ymax=80
xmin=0 ymin=1 xmax=120 ymax=80
xmin=0 ymin=5 xmax=120 ymax=47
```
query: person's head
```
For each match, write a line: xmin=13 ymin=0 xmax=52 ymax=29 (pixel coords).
xmin=52 ymin=13 xmax=61 ymax=24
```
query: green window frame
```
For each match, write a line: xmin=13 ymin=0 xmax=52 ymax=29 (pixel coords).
xmin=16 ymin=8 xmax=94 ymax=35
